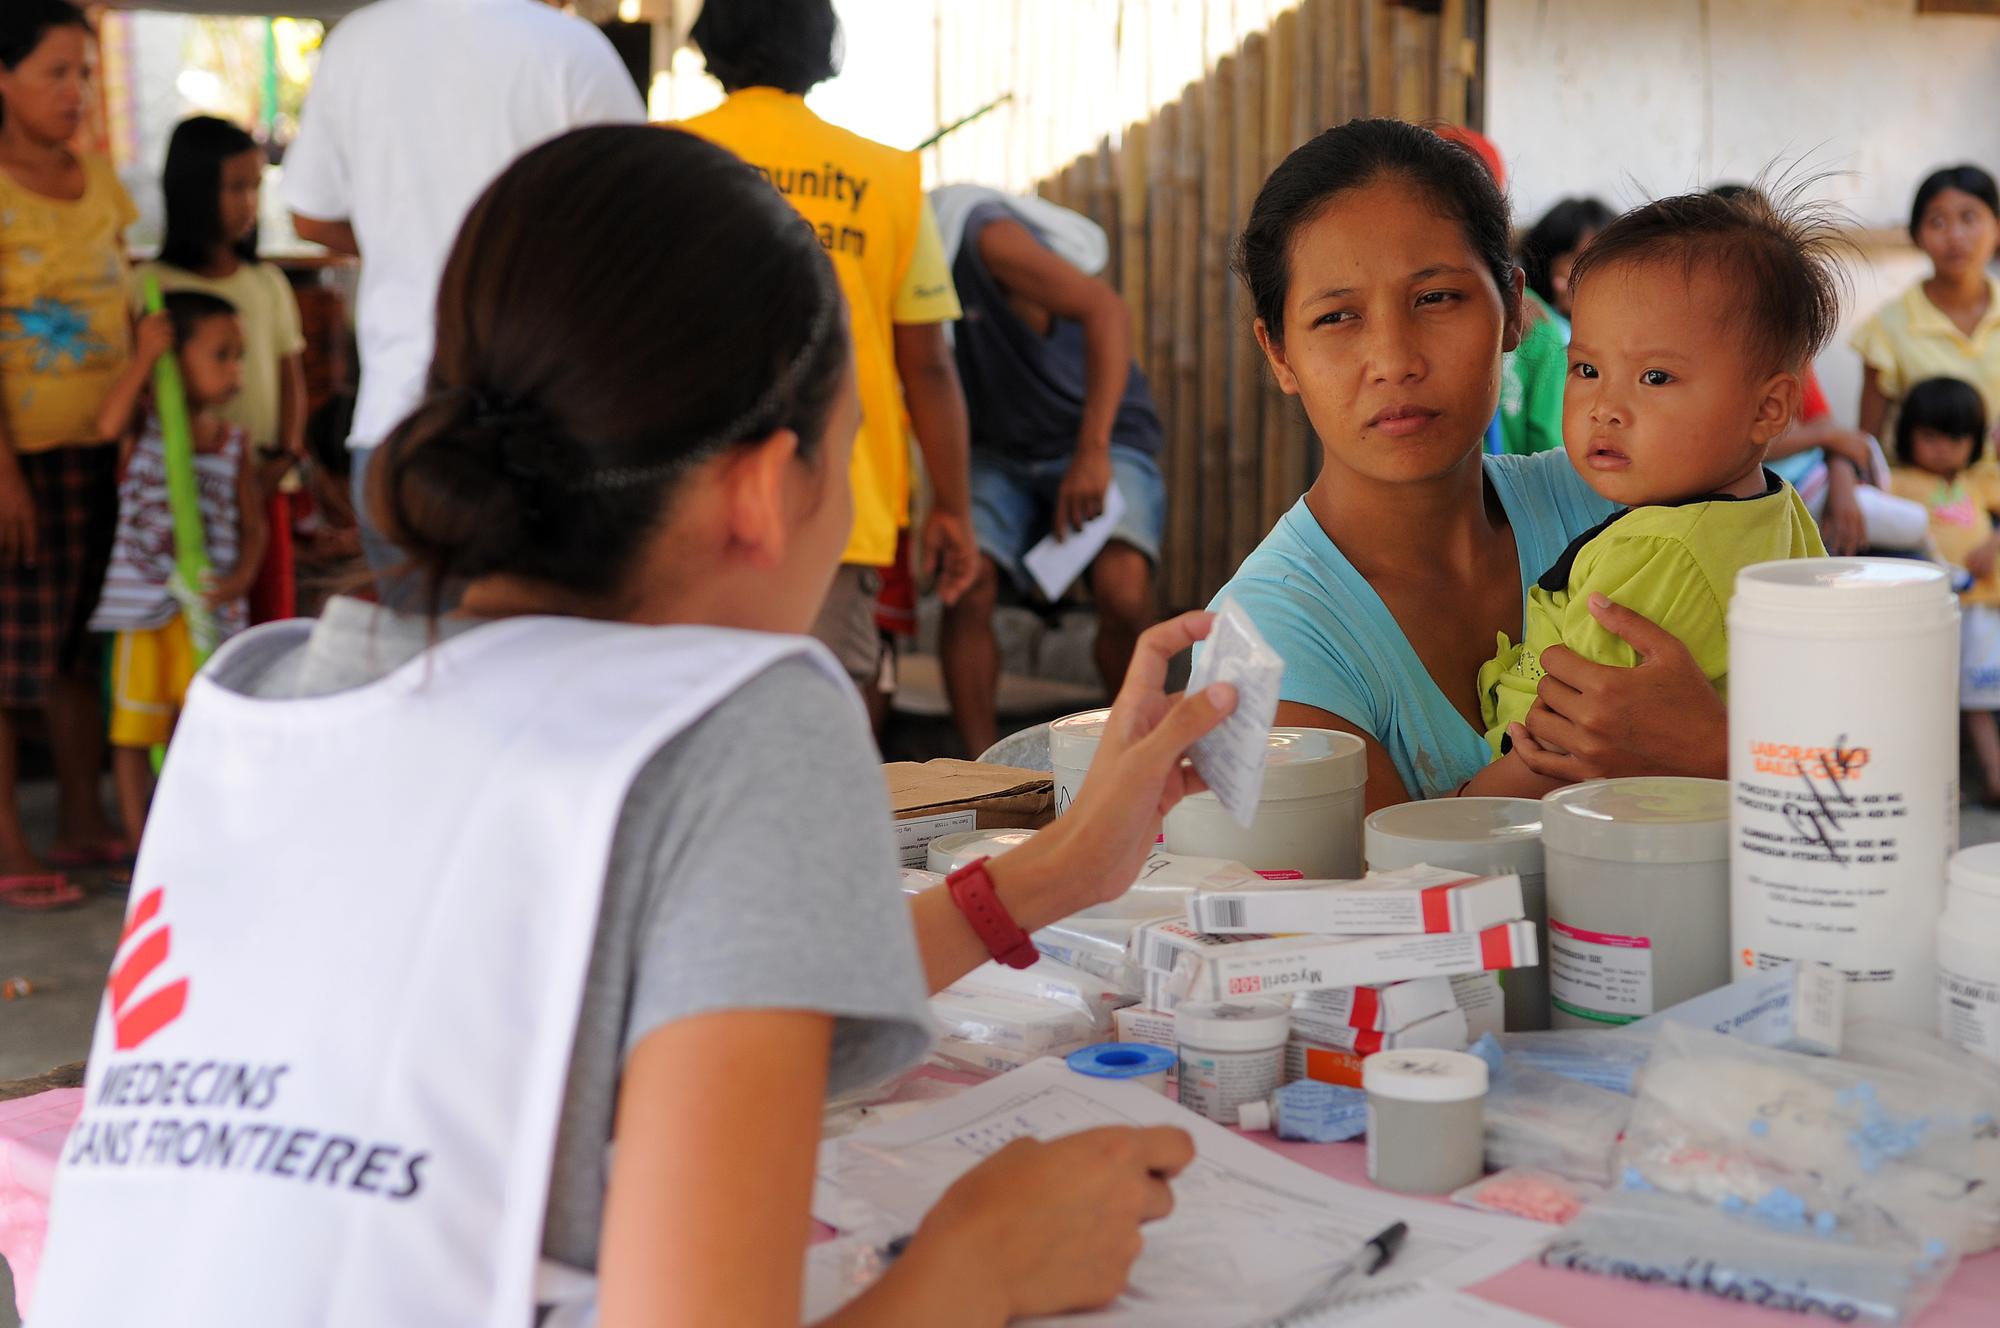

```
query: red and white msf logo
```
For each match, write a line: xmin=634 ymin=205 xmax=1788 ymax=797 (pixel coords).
xmin=106 ymin=887 xmax=190 ymax=1051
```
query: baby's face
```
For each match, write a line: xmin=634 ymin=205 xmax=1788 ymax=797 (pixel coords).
xmin=1563 ymin=259 xmax=1792 ymax=507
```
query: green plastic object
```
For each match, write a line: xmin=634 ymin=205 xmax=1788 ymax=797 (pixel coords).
xmin=142 ymin=274 xmax=218 ymax=662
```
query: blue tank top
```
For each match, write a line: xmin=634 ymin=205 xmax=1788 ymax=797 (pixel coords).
xmin=1206 ymin=452 xmax=1616 ymax=800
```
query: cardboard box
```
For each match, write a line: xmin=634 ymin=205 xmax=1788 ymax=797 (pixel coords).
xmin=1293 ymin=977 xmax=1459 ymax=1034
xmin=1288 ymin=1005 xmax=1471 ymax=1056
xmin=1129 ymin=918 xmax=1280 ymax=976
xmin=1114 ymin=1005 xmax=1177 ymax=1049
xmin=1143 ymin=967 xmax=1191 ymax=1012
xmin=1180 ymin=921 xmax=1541 ymax=1002
xmin=1112 ymin=1006 xmax=1179 ymax=1092
xmin=886 ymin=760 xmax=1053 ymax=868
xmin=1632 ymin=960 xmax=1844 ymax=1055
xmin=1451 ymin=972 xmax=1506 ymax=1041
xmin=1187 ymin=865 xmax=1525 ymax=935
xmin=1284 ymin=1038 xmax=1367 ymax=1089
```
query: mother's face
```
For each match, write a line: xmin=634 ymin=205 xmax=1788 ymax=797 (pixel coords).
xmin=1256 ymin=180 xmax=1519 ymax=486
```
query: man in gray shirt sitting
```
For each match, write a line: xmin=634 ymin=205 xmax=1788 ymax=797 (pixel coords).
xmin=936 ymin=193 xmax=1168 ymax=757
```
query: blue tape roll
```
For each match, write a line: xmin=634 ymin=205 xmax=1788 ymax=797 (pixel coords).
xmin=1066 ymin=1042 xmax=1177 ymax=1080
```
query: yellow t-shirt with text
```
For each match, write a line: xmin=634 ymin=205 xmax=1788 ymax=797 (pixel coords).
xmin=0 ymin=155 xmax=138 ymax=452
xmin=682 ymin=90 xmax=962 ymax=567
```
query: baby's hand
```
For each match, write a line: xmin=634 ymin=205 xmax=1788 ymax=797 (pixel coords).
xmin=1968 ymin=540 xmax=1999 ymax=583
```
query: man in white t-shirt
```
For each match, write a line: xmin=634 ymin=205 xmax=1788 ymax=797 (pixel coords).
xmin=283 ymin=0 xmax=644 ymax=594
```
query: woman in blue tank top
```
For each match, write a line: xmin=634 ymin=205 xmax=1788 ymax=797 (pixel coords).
xmin=1208 ymin=121 xmax=1728 ymax=806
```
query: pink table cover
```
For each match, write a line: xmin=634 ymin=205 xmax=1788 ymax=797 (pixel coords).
xmin=0 ymin=1088 xmax=82 ymax=1320
xmin=6 ymin=1085 xmax=1997 ymax=1323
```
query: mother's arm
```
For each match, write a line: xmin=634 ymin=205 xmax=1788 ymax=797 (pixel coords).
xmin=1509 ymin=593 xmax=1728 ymax=783
xmin=1273 ymin=701 xmax=1413 ymax=812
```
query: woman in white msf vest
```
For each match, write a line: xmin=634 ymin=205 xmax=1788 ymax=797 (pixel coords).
xmin=32 ymin=127 xmax=1241 ymax=1324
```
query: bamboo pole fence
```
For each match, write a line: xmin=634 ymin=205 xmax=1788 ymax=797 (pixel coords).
xmin=1019 ymin=0 xmax=1481 ymax=609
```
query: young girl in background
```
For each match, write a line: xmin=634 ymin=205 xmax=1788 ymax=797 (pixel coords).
xmin=1887 ymin=376 xmax=2000 ymax=802
xmin=1854 ymin=165 xmax=2000 ymax=445
xmin=135 ymin=115 xmax=305 ymax=622
xmin=0 ymin=0 xmax=135 ymax=904
xmin=1500 ymin=197 xmax=1613 ymax=455
xmin=89 ymin=292 xmax=264 ymax=845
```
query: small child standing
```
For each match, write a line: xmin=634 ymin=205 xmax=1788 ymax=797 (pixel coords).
xmin=135 ymin=115 xmax=308 ymax=623
xmin=1466 ymin=190 xmax=1835 ymax=796
xmin=1885 ymin=376 xmax=2000 ymax=800
xmin=90 ymin=291 xmax=265 ymax=843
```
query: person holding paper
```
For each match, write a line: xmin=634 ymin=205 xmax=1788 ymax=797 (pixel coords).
xmin=1209 ymin=120 xmax=1729 ymax=809
xmin=938 ymin=190 xmax=1168 ymax=756
xmin=34 ymin=127 xmax=1232 ymax=1328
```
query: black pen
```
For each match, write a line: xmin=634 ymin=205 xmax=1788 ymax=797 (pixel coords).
xmin=1268 ymin=1220 xmax=1409 ymax=1325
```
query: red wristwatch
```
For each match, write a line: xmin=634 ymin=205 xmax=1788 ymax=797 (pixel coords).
xmin=946 ymin=857 xmax=1038 ymax=969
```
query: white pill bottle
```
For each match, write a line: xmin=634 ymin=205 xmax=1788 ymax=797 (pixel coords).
xmin=1728 ymin=559 xmax=1958 ymax=1027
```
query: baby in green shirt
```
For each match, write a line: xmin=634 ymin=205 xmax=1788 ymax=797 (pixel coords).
xmin=1464 ymin=189 xmax=1840 ymax=797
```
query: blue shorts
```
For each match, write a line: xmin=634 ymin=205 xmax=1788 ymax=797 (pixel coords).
xmin=970 ymin=444 xmax=1166 ymax=595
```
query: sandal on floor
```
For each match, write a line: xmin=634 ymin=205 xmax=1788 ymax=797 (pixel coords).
xmin=0 ymin=874 xmax=86 ymax=911
xmin=44 ymin=839 xmax=136 ymax=870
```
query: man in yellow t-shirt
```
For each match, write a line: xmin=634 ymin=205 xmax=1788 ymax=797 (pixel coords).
xmin=682 ymin=0 xmax=976 ymax=727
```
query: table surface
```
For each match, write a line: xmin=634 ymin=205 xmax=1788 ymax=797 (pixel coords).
xmin=6 ymin=1084 xmax=1998 ymax=1324
xmin=1253 ymin=1134 xmax=2000 ymax=1328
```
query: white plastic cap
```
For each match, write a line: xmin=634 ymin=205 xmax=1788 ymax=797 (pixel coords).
xmin=1730 ymin=558 xmax=1956 ymax=636
xmin=1175 ymin=999 xmax=1292 ymax=1052
xmin=1366 ymin=797 xmax=1545 ymax=876
xmin=1950 ymin=842 xmax=2000 ymax=901
xmin=1362 ymin=1048 xmax=1490 ymax=1103
xmin=1049 ymin=708 xmax=1115 ymax=767
xmin=1237 ymin=1098 xmax=1274 ymax=1132
xmin=1179 ymin=727 xmax=1368 ymax=804
xmin=1540 ymin=777 xmax=1729 ymax=865
xmin=1947 ymin=843 xmax=2000 ymax=928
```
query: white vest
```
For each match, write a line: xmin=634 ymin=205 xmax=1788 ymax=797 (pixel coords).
xmin=31 ymin=615 xmax=838 ymax=1325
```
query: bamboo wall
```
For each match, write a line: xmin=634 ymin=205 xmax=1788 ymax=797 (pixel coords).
xmin=1003 ymin=0 xmax=1481 ymax=612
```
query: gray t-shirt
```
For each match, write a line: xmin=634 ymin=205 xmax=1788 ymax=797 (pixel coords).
xmin=210 ymin=597 xmax=935 ymax=1272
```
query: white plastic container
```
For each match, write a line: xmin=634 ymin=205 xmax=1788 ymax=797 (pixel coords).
xmin=1174 ymin=999 xmax=1290 ymax=1125
xmin=1163 ymin=728 xmax=1368 ymax=879
xmin=926 ymin=828 xmax=1035 ymax=876
xmin=1363 ymin=1048 xmax=1489 ymax=1194
xmin=1049 ymin=708 xmax=1112 ymax=816
xmin=1939 ymin=844 xmax=2000 ymax=1066
xmin=1729 ymin=559 xmax=1958 ymax=1028
xmin=1365 ymin=797 xmax=1548 ymax=1031
xmin=1543 ymin=778 xmax=1731 ymax=1029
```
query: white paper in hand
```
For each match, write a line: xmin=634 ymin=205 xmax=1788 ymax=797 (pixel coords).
xmin=1021 ymin=482 xmax=1127 ymax=601
xmin=1187 ymin=595 xmax=1284 ymax=829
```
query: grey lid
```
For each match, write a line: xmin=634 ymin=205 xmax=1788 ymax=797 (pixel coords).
xmin=1365 ymin=798 xmax=1544 ymax=875
xmin=1540 ymin=778 xmax=1730 ymax=865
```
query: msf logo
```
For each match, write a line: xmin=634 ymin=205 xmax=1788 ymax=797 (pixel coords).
xmin=106 ymin=887 xmax=190 ymax=1051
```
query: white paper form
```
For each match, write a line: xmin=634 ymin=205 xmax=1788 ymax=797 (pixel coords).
xmin=809 ymin=1058 xmax=1547 ymax=1327
xmin=1022 ymin=482 xmax=1128 ymax=601
xmin=1186 ymin=595 xmax=1285 ymax=828
xmin=1301 ymin=1284 xmax=1561 ymax=1326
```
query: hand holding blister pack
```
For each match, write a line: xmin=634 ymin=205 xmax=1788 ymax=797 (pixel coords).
xmin=1187 ymin=596 xmax=1284 ymax=829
